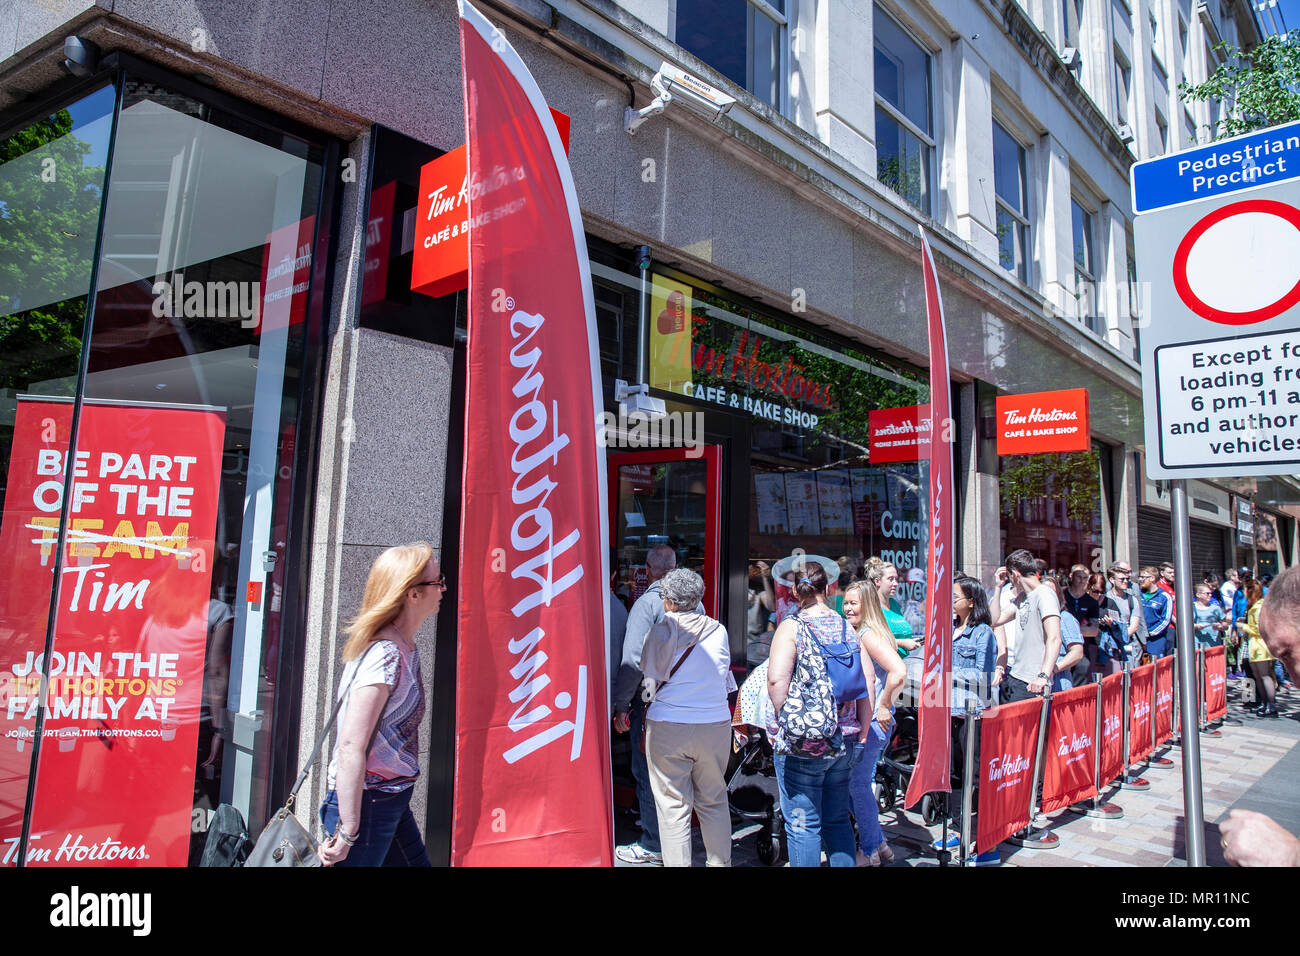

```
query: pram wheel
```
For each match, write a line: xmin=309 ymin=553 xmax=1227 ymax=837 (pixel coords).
xmin=875 ymin=772 xmax=896 ymax=813
xmin=919 ymin=793 xmax=944 ymax=826
xmin=758 ymin=813 xmax=783 ymax=866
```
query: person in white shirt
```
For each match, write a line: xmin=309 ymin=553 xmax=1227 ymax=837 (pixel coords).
xmin=640 ymin=568 xmax=737 ymax=867
xmin=989 ymin=549 xmax=1062 ymax=703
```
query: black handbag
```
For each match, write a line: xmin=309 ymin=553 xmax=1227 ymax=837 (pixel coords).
xmin=245 ymin=643 xmax=380 ymax=867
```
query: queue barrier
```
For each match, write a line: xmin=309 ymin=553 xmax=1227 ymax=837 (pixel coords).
xmin=1154 ymin=657 xmax=1174 ymax=748
xmin=1040 ymin=684 xmax=1098 ymax=814
xmin=1128 ymin=663 xmax=1156 ymax=765
xmin=1205 ymin=645 xmax=1227 ymax=722
xmin=973 ymin=697 xmax=1043 ymax=855
xmin=1099 ymin=674 xmax=1125 ymax=785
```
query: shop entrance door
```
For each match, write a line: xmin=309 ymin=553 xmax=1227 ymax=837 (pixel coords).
xmin=609 ymin=447 xmax=721 ymax=616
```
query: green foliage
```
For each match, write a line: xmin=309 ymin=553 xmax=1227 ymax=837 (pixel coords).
xmin=1179 ymin=31 xmax=1300 ymax=138
xmin=0 ymin=109 xmax=106 ymax=392
xmin=1000 ymin=449 xmax=1101 ymax=522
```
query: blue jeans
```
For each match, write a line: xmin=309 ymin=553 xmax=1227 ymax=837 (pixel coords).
xmin=1146 ymin=636 xmax=1169 ymax=659
xmin=629 ymin=696 xmax=662 ymax=852
xmin=320 ymin=787 xmax=431 ymax=867
xmin=848 ymin=720 xmax=892 ymax=854
xmin=774 ymin=748 xmax=857 ymax=867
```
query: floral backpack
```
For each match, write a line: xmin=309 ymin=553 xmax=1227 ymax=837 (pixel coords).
xmin=772 ymin=618 xmax=843 ymax=758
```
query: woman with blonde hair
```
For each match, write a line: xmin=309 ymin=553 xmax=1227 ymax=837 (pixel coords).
xmin=842 ymin=579 xmax=907 ymax=866
xmin=318 ymin=542 xmax=444 ymax=866
xmin=864 ymin=557 xmax=920 ymax=655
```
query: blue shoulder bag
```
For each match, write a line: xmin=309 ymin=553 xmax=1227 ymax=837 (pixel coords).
xmin=798 ymin=611 xmax=871 ymax=705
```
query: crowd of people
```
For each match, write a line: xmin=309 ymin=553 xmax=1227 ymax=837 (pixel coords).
xmin=609 ymin=544 xmax=1294 ymax=867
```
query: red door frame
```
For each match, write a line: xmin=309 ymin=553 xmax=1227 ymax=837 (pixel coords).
xmin=607 ymin=445 xmax=721 ymax=617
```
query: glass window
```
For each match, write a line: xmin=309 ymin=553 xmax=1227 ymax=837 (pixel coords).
xmin=874 ymin=9 xmax=933 ymax=215
xmin=1062 ymin=0 xmax=1084 ymax=46
xmin=0 ymin=83 xmax=116 ymax=866
xmin=993 ymin=121 xmax=1029 ymax=281
xmin=1 ymin=73 xmax=334 ymax=867
xmin=1114 ymin=52 xmax=1131 ymax=125
xmin=999 ymin=448 xmax=1104 ymax=573
xmin=676 ymin=0 xmax=786 ymax=110
xmin=1071 ymin=198 xmax=1101 ymax=334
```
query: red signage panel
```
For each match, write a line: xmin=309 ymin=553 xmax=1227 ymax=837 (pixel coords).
xmin=411 ymin=108 xmax=570 ymax=299
xmin=868 ymin=404 xmax=931 ymax=463
xmin=1099 ymin=673 xmax=1125 ymax=784
xmin=1205 ymin=645 xmax=1227 ymax=721
xmin=1041 ymin=683 xmax=1098 ymax=813
xmin=995 ymin=388 xmax=1090 ymax=455
xmin=976 ymin=697 xmax=1042 ymax=851
xmin=1129 ymin=663 xmax=1156 ymax=763
xmin=1154 ymin=657 xmax=1174 ymax=746
xmin=0 ymin=398 xmax=225 ymax=866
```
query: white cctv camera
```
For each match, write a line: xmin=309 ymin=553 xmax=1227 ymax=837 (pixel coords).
xmin=625 ymin=61 xmax=737 ymax=135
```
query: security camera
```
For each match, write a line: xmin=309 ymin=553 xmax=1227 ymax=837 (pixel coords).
xmin=62 ymin=36 xmax=99 ymax=78
xmin=625 ymin=61 xmax=737 ymax=135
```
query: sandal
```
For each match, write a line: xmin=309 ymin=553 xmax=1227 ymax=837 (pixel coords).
xmin=856 ymin=848 xmax=881 ymax=867
xmin=877 ymin=841 xmax=895 ymax=863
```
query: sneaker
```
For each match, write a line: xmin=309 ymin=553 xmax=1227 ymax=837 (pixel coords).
xmin=931 ymin=833 xmax=960 ymax=851
xmin=973 ymin=848 xmax=1001 ymax=866
xmin=615 ymin=843 xmax=663 ymax=865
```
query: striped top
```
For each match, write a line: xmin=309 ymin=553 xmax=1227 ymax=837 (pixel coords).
xmin=326 ymin=638 xmax=425 ymax=793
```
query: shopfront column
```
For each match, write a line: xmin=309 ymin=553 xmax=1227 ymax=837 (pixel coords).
xmin=958 ymin=381 xmax=1001 ymax=583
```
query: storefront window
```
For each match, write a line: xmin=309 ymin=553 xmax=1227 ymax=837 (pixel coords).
xmin=0 ymin=73 xmax=332 ymax=866
xmin=999 ymin=448 xmax=1104 ymax=572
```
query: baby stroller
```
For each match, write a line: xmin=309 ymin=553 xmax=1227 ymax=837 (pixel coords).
xmin=876 ymin=703 xmax=950 ymax=826
xmin=730 ymin=661 xmax=785 ymax=865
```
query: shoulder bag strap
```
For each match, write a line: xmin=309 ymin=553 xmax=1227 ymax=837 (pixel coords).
xmin=654 ymin=639 xmax=699 ymax=698
xmin=286 ymin=640 xmax=383 ymax=803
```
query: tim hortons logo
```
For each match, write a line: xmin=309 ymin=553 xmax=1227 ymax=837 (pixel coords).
xmin=1056 ymin=731 xmax=1093 ymax=756
xmin=1209 ymin=673 xmax=1224 ymax=689
xmin=987 ymin=753 xmax=1031 ymax=781
xmin=1134 ymin=701 xmax=1151 ymax=721
xmin=1104 ymin=714 xmax=1122 ymax=737
xmin=1157 ymin=690 xmax=1172 ymax=707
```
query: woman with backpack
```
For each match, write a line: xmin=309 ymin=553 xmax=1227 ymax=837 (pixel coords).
xmin=842 ymin=579 xmax=907 ymax=866
xmin=767 ymin=564 xmax=869 ymax=867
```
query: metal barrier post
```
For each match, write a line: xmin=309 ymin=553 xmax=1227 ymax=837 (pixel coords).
xmin=1070 ymin=675 xmax=1123 ymax=819
xmin=1120 ymin=653 xmax=1150 ymax=790
xmin=1006 ymin=692 xmax=1059 ymax=849
xmin=960 ymin=702 xmax=977 ymax=866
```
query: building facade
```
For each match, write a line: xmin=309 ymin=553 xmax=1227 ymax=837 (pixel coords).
xmin=0 ymin=0 xmax=1292 ymax=865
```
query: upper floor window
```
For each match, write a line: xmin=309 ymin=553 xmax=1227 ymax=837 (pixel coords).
xmin=993 ymin=121 xmax=1029 ymax=281
xmin=1062 ymin=0 xmax=1084 ymax=46
xmin=1114 ymin=51 xmax=1132 ymax=125
xmin=1071 ymin=198 xmax=1102 ymax=334
xmin=874 ymin=9 xmax=933 ymax=215
xmin=676 ymin=0 xmax=787 ymax=111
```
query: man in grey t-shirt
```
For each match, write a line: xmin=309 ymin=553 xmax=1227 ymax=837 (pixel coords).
xmin=990 ymin=549 xmax=1062 ymax=703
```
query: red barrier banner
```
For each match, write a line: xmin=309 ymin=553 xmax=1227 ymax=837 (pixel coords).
xmin=0 ymin=397 xmax=225 ymax=866
xmin=1041 ymin=684 xmax=1098 ymax=813
xmin=1197 ymin=648 xmax=1206 ymax=727
xmin=1129 ymin=663 xmax=1155 ymax=763
xmin=1205 ymin=645 xmax=1227 ymax=721
xmin=976 ymin=697 xmax=1042 ymax=851
xmin=904 ymin=229 xmax=954 ymax=809
xmin=1099 ymin=674 xmax=1125 ymax=784
xmin=1154 ymin=657 xmax=1174 ymax=746
xmin=451 ymin=2 xmax=612 ymax=865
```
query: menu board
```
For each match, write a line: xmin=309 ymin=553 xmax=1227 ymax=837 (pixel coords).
xmin=816 ymin=469 xmax=852 ymax=536
xmin=783 ymin=472 xmax=821 ymax=535
xmin=754 ymin=473 xmax=789 ymax=534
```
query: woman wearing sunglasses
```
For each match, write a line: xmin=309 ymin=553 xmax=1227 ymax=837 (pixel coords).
xmin=319 ymin=542 xmax=444 ymax=866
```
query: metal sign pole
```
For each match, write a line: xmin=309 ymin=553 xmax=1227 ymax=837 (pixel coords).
xmin=1172 ymin=479 xmax=1207 ymax=867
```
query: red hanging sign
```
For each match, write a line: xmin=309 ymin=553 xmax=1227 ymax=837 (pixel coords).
xmin=1129 ymin=663 xmax=1156 ymax=764
xmin=1205 ymin=645 xmax=1227 ymax=721
xmin=995 ymin=388 xmax=1090 ymax=455
xmin=867 ymin=404 xmax=932 ymax=463
xmin=1041 ymin=684 xmax=1098 ymax=813
xmin=904 ymin=231 xmax=954 ymax=810
xmin=451 ymin=1 xmax=611 ymax=866
xmin=0 ymin=398 xmax=225 ymax=866
xmin=1154 ymin=657 xmax=1174 ymax=746
xmin=411 ymin=109 xmax=570 ymax=299
xmin=976 ymin=698 xmax=1042 ymax=851
xmin=1098 ymin=673 xmax=1125 ymax=784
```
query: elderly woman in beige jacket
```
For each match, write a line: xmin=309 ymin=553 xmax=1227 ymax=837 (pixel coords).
xmin=640 ymin=568 xmax=737 ymax=867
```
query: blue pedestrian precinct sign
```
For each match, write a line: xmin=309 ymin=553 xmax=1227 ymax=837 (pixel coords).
xmin=1131 ymin=120 xmax=1300 ymax=214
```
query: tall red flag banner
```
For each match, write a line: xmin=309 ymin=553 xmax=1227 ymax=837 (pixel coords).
xmin=904 ymin=229 xmax=954 ymax=809
xmin=1154 ymin=657 xmax=1174 ymax=746
xmin=1205 ymin=646 xmax=1227 ymax=721
xmin=976 ymin=698 xmax=1042 ymax=851
xmin=451 ymin=1 xmax=612 ymax=866
xmin=1098 ymin=674 xmax=1125 ymax=784
xmin=0 ymin=398 xmax=225 ymax=866
xmin=1041 ymin=684 xmax=1098 ymax=813
xmin=1129 ymin=663 xmax=1155 ymax=764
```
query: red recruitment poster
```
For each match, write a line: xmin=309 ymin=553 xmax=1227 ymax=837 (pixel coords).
xmin=0 ymin=397 xmax=224 ymax=866
xmin=1154 ymin=657 xmax=1174 ymax=746
xmin=1205 ymin=646 xmax=1227 ymax=721
xmin=976 ymin=697 xmax=1043 ymax=850
xmin=1099 ymin=673 xmax=1125 ymax=784
xmin=904 ymin=230 xmax=954 ymax=809
xmin=1129 ymin=662 xmax=1156 ymax=764
xmin=1041 ymin=684 xmax=1098 ymax=813
xmin=451 ymin=1 xmax=612 ymax=866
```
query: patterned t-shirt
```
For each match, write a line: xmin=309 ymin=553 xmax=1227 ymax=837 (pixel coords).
xmin=326 ymin=639 xmax=425 ymax=793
